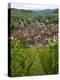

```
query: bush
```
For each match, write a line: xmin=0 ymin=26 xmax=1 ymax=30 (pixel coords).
xmin=10 ymin=40 xmax=58 ymax=76
xmin=38 ymin=42 xmax=58 ymax=74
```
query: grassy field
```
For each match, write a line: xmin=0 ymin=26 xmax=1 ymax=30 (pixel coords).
xmin=10 ymin=40 xmax=58 ymax=77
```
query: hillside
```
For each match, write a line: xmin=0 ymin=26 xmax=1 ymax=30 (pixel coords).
xmin=8 ymin=8 xmax=58 ymax=16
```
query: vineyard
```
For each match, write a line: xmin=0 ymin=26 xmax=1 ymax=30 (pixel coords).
xmin=8 ymin=8 xmax=58 ymax=76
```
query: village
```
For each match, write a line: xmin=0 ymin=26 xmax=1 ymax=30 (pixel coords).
xmin=10 ymin=18 xmax=58 ymax=48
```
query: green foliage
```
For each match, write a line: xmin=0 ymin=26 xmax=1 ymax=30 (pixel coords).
xmin=10 ymin=41 xmax=58 ymax=76
xmin=38 ymin=42 xmax=58 ymax=74
xmin=11 ymin=40 xmax=28 ymax=49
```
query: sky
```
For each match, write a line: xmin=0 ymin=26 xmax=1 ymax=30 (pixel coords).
xmin=9 ymin=3 xmax=58 ymax=10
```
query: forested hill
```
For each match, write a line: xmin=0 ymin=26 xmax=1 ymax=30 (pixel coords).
xmin=8 ymin=8 xmax=35 ymax=14
xmin=8 ymin=8 xmax=58 ymax=15
xmin=53 ymin=9 xmax=58 ymax=13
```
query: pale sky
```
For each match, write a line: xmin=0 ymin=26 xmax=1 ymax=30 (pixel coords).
xmin=9 ymin=3 xmax=58 ymax=10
